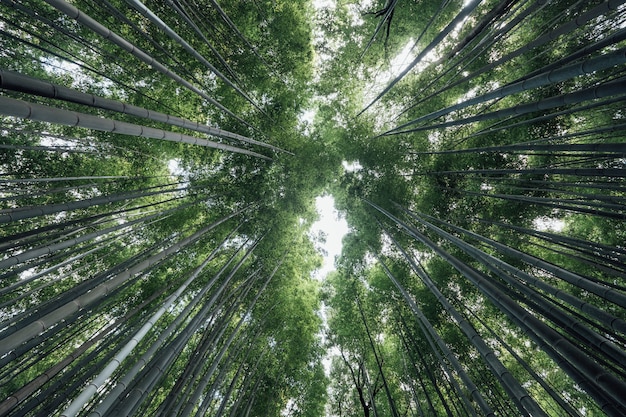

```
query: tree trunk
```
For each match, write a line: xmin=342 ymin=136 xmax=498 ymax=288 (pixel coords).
xmin=369 ymin=199 xmax=626 ymax=410
xmin=388 ymin=77 xmax=626 ymax=134
xmin=375 ymin=250 xmax=491 ymax=416
xmin=0 ymin=69 xmax=288 ymax=154
xmin=124 ymin=0 xmax=265 ymax=116
xmin=360 ymin=0 xmax=484 ymax=114
xmin=43 ymin=0 xmax=253 ymax=129
xmin=396 ymin=1 xmax=625 ymax=128
xmin=0 ymin=96 xmax=270 ymax=160
xmin=0 ymin=209 xmax=243 ymax=357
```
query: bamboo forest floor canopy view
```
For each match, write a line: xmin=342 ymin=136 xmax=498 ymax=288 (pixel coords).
xmin=1 ymin=0 xmax=626 ymax=416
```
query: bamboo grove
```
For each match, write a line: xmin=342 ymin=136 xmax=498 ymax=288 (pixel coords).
xmin=0 ymin=0 xmax=330 ymax=416
xmin=0 ymin=1 xmax=625 ymax=417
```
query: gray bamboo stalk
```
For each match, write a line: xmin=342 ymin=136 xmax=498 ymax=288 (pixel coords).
xmin=393 ymin=316 xmax=429 ymax=416
xmin=413 ymin=316 xmax=467 ymax=417
xmin=123 ymin=0 xmax=265 ymax=116
xmin=0 ymin=203 xmax=185 ymax=270
xmin=0 ymin=194 xmax=186 ymax=251
xmin=355 ymin=294 xmax=401 ymax=417
xmin=15 ymin=326 xmax=126 ymax=416
xmin=366 ymin=200 xmax=550 ymax=416
xmin=428 ymin=0 xmax=517 ymax=70
xmin=441 ymin=186 xmax=625 ymax=220
xmin=0 ymin=327 xmax=113 ymax=415
xmin=368 ymin=200 xmax=626 ymax=410
xmin=184 ymin=317 xmax=247 ymax=416
xmin=182 ymin=298 xmax=253 ymax=416
xmin=85 ymin=224 xmax=243 ymax=417
xmin=418 ymin=213 xmax=626 ymax=334
xmin=411 ymin=142 xmax=626 ymax=156
xmin=97 ymin=0 xmax=193 ymax=76
xmin=212 ymin=343 xmax=253 ymax=417
xmin=108 ymin=238 xmax=254 ymax=413
xmin=0 ymin=180 xmax=181 ymax=224
xmin=427 ymin=166 xmax=626 ymax=178
xmin=0 ymin=239 xmax=160 ymax=340
xmin=0 ymin=305 xmax=99 ymax=383
xmin=1 ymin=244 xmax=168 ymax=356
xmin=59 ymin=246 xmax=218 ymax=417
xmin=109 ymin=239 xmax=261 ymax=416
xmin=27 ymin=311 xmax=152 ymax=417
xmin=399 ymin=330 xmax=447 ymax=416
xmin=164 ymin=304 xmax=276 ymax=417
xmin=1 ymin=233 xmax=173 ymax=332
xmin=102 ymin=298 xmax=216 ymax=416
xmin=495 ymin=183 xmax=626 ymax=207
xmin=359 ymin=0 xmax=399 ymax=59
xmin=191 ymin=250 xmax=286 ymax=416
xmin=0 ymin=278 xmax=172 ymax=416
xmin=242 ymin=376 xmax=263 ymax=417
xmin=528 ymin=242 xmax=626 ymax=285
xmin=155 ymin=292 xmax=247 ymax=417
xmin=435 ymin=177 xmax=626 ymax=208
xmin=161 ymin=278 xmax=253 ymax=417
xmin=215 ymin=309 xmax=278 ymax=417
xmin=0 ymin=96 xmax=271 ymax=161
xmin=387 ymin=76 xmax=626 ymax=135
xmin=153 ymin=316 xmax=222 ymax=416
xmin=157 ymin=323 xmax=218 ymax=416
xmin=90 ymin=287 xmax=213 ymax=417
xmin=0 ymin=238 xmax=113 ymax=299
xmin=176 ymin=270 xmax=260 ymax=416
xmin=403 ymin=0 xmax=547 ymax=111
xmin=0 ymin=175 xmax=129 ymax=183
xmin=0 ymin=209 xmax=241 ymax=357
xmin=0 ymin=249 xmax=109 ymax=319
xmin=396 ymin=338 xmax=426 ymax=417
xmin=410 ymin=209 xmax=626 ymax=309
xmin=0 ymin=69 xmax=289 ymax=154
xmin=227 ymin=349 xmax=267 ymax=417
xmin=408 ymin=213 xmax=626 ymax=367
xmin=42 ymin=0 xmax=252 ymax=129
xmin=1 ymin=187 xmax=119 ymax=208
xmin=163 ymin=0 xmax=242 ymax=83
xmin=360 ymin=0 xmax=483 ymax=114
xmin=474 ymin=219 xmax=626 ymax=281
xmin=510 ymin=1 xmax=625 ymax=83
xmin=475 ymin=315 xmax=580 ymax=417
xmin=375 ymin=252 xmax=493 ymax=416
xmin=518 ymin=288 xmax=626 ymax=373
xmin=474 ymin=217 xmax=626 ymax=261
xmin=456 ymin=95 xmax=626 ymax=143
xmin=399 ymin=0 xmax=625 ymax=123
xmin=196 ymin=332 xmax=248 ymax=417
xmin=470 ymin=278 xmax=624 ymax=416
xmin=0 ymin=143 xmax=100 ymax=156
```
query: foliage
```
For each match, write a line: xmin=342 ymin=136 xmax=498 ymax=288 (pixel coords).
xmin=1 ymin=0 xmax=626 ymax=416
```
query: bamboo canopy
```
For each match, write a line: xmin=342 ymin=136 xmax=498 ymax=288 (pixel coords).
xmin=1 ymin=0 xmax=625 ymax=416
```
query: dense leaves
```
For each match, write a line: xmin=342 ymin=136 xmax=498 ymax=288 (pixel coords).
xmin=323 ymin=1 xmax=626 ymax=416
xmin=1 ymin=0 xmax=626 ymax=416
xmin=0 ymin=1 xmax=328 ymax=416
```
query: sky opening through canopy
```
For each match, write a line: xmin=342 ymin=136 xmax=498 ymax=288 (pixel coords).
xmin=310 ymin=195 xmax=349 ymax=279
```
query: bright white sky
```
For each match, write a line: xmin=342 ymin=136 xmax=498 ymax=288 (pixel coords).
xmin=310 ymin=195 xmax=350 ymax=279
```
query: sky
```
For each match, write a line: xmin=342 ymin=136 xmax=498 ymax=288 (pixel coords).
xmin=310 ymin=195 xmax=350 ymax=279
xmin=309 ymin=195 xmax=348 ymax=385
